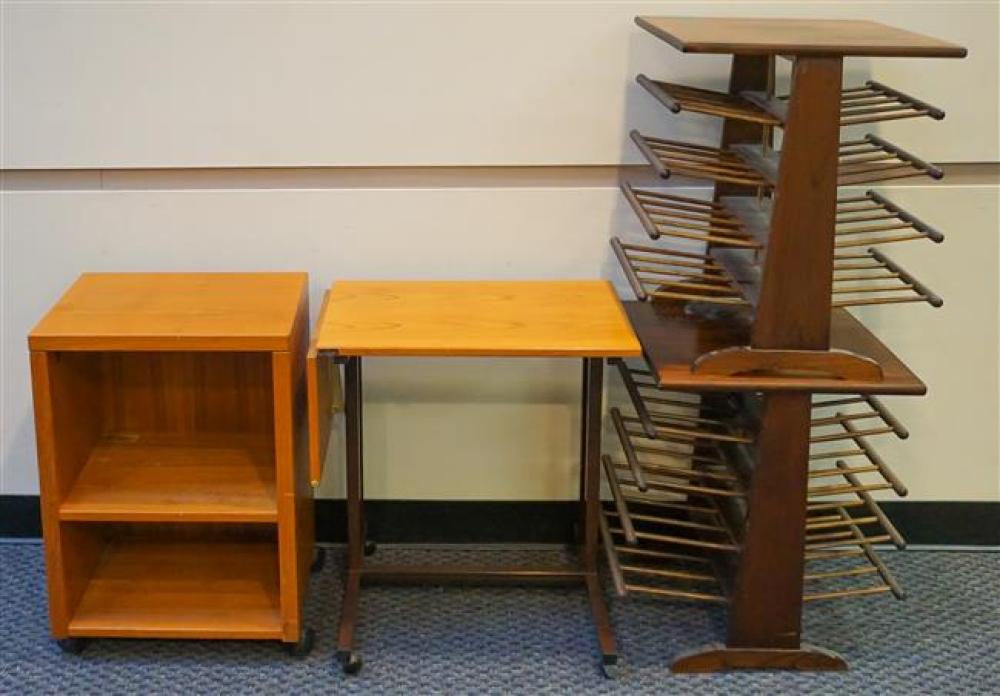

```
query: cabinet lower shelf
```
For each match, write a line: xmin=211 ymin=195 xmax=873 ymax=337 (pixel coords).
xmin=67 ymin=537 xmax=283 ymax=640
xmin=60 ymin=432 xmax=277 ymax=523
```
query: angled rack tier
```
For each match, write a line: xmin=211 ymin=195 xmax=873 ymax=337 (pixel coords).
xmin=604 ymin=16 xmax=964 ymax=673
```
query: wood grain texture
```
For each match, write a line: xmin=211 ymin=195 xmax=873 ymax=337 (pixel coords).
xmin=98 ymin=352 xmax=274 ymax=436
xmin=727 ymin=393 xmax=811 ymax=648
xmin=29 ymin=272 xmax=311 ymax=643
xmin=316 ymin=281 xmax=642 ymax=357
xmin=672 ymin=642 xmax=848 ymax=672
xmin=635 ymin=17 xmax=967 ymax=57
xmin=752 ymin=56 xmax=843 ymax=349
xmin=29 ymin=273 xmax=308 ymax=351
xmin=58 ymin=433 xmax=277 ymax=523
xmin=29 ymin=351 xmax=104 ymax=636
xmin=307 ymin=291 xmax=337 ymax=487
xmin=67 ymin=537 xmax=283 ymax=639
xmin=623 ymin=301 xmax=924 ymax=394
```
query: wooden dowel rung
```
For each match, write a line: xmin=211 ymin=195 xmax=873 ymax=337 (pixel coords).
xmin=810 ymin=426 xmax=895 ymax=443
xmin=833 ymin=296 xmax=928 ymax=307
xmin=812 ymin=411 xmax=881 ymax=427
xmin=605 ymin=509 xmax=726 ymax=535
xmin=613 ymin=545 xmax=712 ymax=565
xmin=836 ymin=222 xmax=911 ymax=236
xmin=619 ymin=475 xmax=745 ymax=500
xmin=809 ymin=448 xmax=866 ymax=460
xmin=809 ymin=464 xmax=879 ymax=479
xmin=807 ymin=533 xmax=891 ymax=550
xmin=808 ymin=482 xmax=893 ymax=497
xmin=626 ymin=527 xmax=739 ymax=552
xmin=599 ymin=512 xmax=627 ymax=597
xmin=622 ymin=564 xmax=717 ymax=583
xmin=804 ymin=565 xmax=880 ymax=582
xmin=805 ymin=548 xmax=865 ymax=561
xmin=835 ymin=233 xmax=927 ymax=248
xmin=807 ymin=515 xmax=879 ymax=531
xmin=808 ymin=499 xmax=866 ymax=513
xmin=647 ymin=290 xmax=749 ymax=305
xmin=803 ymin=585 xmax=893 ymax=602
xmin=625 ymin=583 xmax=728 ymax=603
xmin=602 ymin=454 xmax=637 ymax=545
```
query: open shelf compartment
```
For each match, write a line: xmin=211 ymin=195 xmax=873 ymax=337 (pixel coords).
xmin=62 ymin=523 xmax=283 ymax=639
xmin=44 ymin=351 xmax=278 ymax=524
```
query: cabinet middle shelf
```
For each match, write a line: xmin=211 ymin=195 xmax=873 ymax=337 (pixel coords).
xmin=59 ymin=432 xmax=278 ymax=523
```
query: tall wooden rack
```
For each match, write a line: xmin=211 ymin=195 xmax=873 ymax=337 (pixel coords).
xmin=602 ymin=17 xmax=966 ymax=672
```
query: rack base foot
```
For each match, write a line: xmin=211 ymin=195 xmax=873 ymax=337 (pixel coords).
xmin=671 ymin=643 xmax=848 ymax=673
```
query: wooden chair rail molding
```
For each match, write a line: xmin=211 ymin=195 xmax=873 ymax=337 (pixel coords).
xmin=600 ymin=15 xmax=965 ymax=674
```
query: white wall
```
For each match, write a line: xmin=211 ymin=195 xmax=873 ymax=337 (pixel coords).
xmin=1 ymin=1 xmax=998 ymax=504
xmin=2 ymin=181 xmax=997 ymax=501
xmin=2 ymin=1 xmax=996 ymax=167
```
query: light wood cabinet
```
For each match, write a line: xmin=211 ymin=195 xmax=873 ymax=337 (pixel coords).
xmin=28 ymin=273 xmax=315 ymax=653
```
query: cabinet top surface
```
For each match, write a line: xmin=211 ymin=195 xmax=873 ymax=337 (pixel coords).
xmin=316 ymin=280 xmax=642 ymax=357
xmin=29 ymin=273 xmax=307 ymax=352
xmin=635 ymin=17 xmax=967 ymax=57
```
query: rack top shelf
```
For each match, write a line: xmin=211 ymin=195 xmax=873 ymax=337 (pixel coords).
xmin=317 ymin=280 xmax=642 ymax=357
xmin=635 ymin=17 xmax=967 ymax=58
xmin=623 ymin=300 xmax=925 ymax=395
xmin=29 ymin=272 xmax=307 ymax=352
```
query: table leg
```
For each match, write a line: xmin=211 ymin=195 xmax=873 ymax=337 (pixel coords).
xmin=337 ymin=356 xmax=364 ymax=672
xmin=577 ymin=359 xmax=591 ymax=545
xmin=581 ymin=357 xmax=617 ymax=673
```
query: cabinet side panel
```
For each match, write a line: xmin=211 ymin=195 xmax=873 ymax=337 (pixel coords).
xmin=29 ymin=351 xmax=105 ymax=635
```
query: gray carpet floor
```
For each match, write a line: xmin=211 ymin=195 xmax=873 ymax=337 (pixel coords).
xmin=1 ymin=542 xmax=998 ymax=694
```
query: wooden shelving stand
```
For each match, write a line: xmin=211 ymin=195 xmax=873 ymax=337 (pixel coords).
xmin=28 ymin=273 xmax=316 ymax=654
xmin=602 ymin=17 xmax=966 ymax=672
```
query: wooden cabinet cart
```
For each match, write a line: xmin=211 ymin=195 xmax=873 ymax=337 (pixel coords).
xmin=28 ymin=273 xmax=316 ymax=654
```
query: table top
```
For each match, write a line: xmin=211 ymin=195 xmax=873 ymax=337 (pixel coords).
xmin=316 ymin=280 xmax=642 ymax=357
xmin=635 ymin=17 xmax=967 ymax=58
xmin=29 ymin=273 xmax=308 ymax=352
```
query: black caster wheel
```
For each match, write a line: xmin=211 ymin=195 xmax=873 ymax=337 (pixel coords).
xmin=310 ymin=547 xmax=327 ymax=574
xmin=339 ymin=650 xmax=363 ymax=675
xmin=284 ymin=627 xmax=315 ymax=657
xmin=601 ymin=657 xmax=619 ymax=679
xmin=56 ymin=638 xmax=87 ymax=655
xmin=363 ymin=540 xmax=377 ymax=557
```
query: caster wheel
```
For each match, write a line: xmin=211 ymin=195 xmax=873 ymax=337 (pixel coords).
xmin=339 ymin=651 xmax=363 ymax=675
xmin=310 ymin=547 xmax=327 ymax=574
xmin=284 ymin=627 xmax=315 ymax=657
xmin=363 ymin=540 xmax=377 ymax=557
xmin=601 ymin=657 xmax=619 ymax=679
xmin=56 ymin=638 xmax=87 ymax=655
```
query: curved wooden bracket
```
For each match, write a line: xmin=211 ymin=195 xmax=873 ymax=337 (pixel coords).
xmin=692 ymin=346 xmax=883 ymax=382
xmin=671 ymin=642 xmax=848 ymax=673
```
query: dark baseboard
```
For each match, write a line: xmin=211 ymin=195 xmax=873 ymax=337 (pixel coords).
xmin=2 ymin=496 xmax=997 ymax=546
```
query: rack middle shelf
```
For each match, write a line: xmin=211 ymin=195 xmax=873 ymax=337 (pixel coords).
xmin=621 ymin=299 xmax=924 ymax=394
